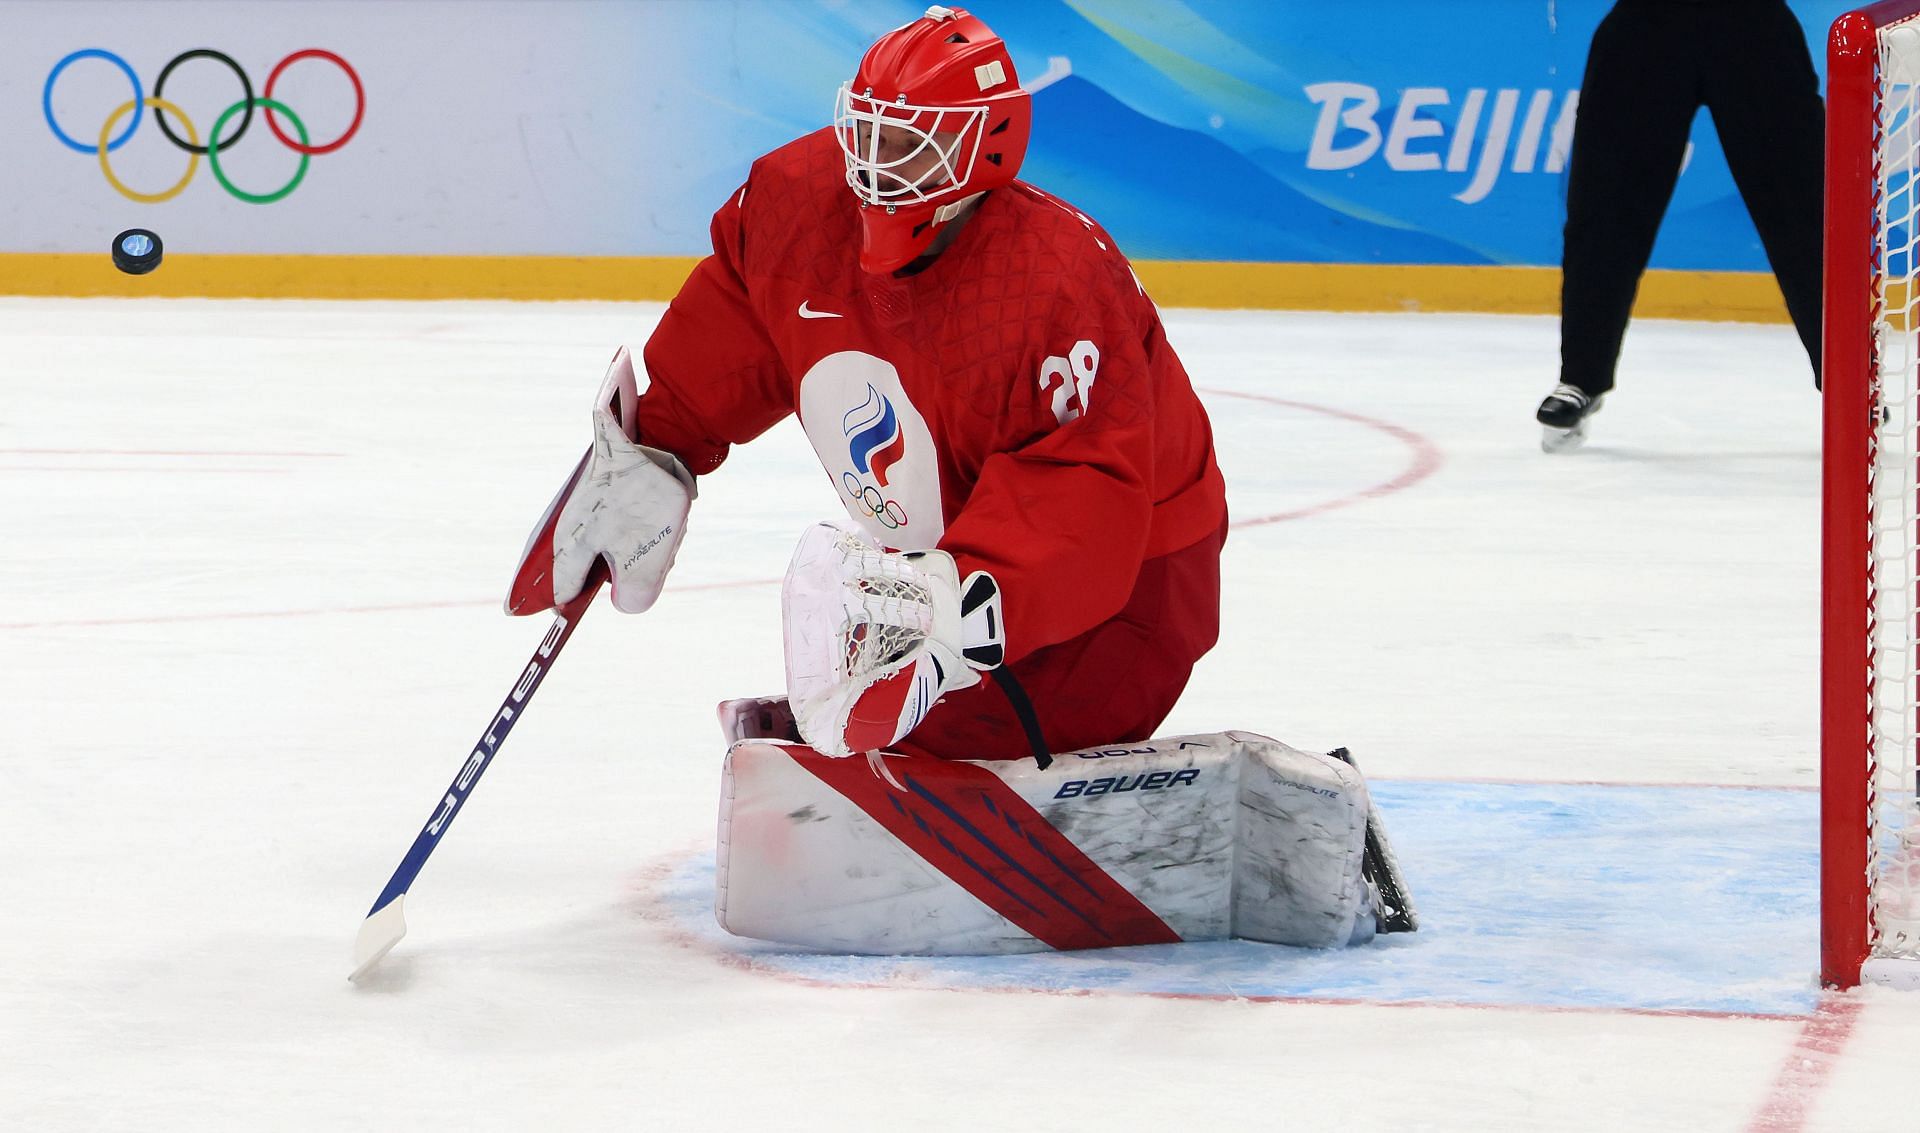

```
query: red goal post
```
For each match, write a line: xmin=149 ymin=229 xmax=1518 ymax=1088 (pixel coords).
xmin=1824 ymin=0 xmax=1920 ymax=990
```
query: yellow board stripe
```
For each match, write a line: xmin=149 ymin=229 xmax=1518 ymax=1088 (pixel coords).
xmin=1131 ymin=261 xmax=1794 ymax=324
xmin=0 ymin=253 xmax=1794 ymax=323
xmin=0 ymin=254 xmax=706 ymax=302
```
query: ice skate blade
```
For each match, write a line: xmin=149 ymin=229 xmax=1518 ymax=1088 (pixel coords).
xmin=1540 ymin=423 xmax=1589 ymax=454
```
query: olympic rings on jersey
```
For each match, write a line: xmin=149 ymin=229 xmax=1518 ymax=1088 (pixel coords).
xmin=843 ymin=473 xmax=910 ymax=530
xmin=43 ymin=47 xmax=362 ymax=203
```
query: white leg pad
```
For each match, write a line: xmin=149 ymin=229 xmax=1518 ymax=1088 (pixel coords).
xmin=717 ymin=695 xmax=797 ymax=745
xmin=714 ymin=731 xmax=1391 ymax=954
xmin=1232 ymin=742 xmax=1373 ymax=948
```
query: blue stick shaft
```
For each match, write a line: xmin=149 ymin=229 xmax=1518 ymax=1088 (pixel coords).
xmin=363 ymin=572 xmax=604 ymax=919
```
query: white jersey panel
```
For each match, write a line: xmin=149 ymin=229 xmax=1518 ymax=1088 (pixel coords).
xmin=796 ymin=350 xmax=945 ymax=549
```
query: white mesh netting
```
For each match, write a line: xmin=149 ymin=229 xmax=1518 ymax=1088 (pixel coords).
xmin=845 ymin=572 xmax=934 ymax=679
xmin=1869 ymin=19 xmax=1920 ymax=959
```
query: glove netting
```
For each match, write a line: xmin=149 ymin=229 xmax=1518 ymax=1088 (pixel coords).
xmin=834 ymin=531 xmax=938 ymax=681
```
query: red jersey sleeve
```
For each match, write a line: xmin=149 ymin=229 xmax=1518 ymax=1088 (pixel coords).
xmin=937 ymin=272 xmax=1220 ymax=663
xmin=636 ymin=180 xmax=793 ymax=475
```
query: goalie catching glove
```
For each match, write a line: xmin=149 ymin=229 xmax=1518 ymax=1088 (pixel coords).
xmin=507 ymin=346 xmax=696 ymax=616
xmin=783 ymin=521 xmax=1005 ymax=756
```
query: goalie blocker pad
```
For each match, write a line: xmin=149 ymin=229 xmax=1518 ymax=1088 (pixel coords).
xmin=715 ymin=732 xmax=1416 ymax=954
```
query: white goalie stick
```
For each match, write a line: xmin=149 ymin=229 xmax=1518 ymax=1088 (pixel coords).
xmin=1327 ymin=746 xmax=1419 ymax=933
xmin=349 ymin=566 xmax=606 ymax=980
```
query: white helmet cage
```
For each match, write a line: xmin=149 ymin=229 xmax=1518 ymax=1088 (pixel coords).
xmin=834 ymin=83 xmax=988 ymax=208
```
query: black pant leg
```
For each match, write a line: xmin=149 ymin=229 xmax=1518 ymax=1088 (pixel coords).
xmin=1561 ymin=2 xmax=1703 ymax=395
xmin=1702 ymin=0 xmax=1825 ymax=384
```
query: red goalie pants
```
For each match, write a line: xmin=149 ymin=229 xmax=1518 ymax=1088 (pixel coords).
xmin=893 ymin=522 xmax=1227 ymax=762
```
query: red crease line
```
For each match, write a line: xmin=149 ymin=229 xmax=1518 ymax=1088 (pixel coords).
xmin=1745 ymin=993 xmax=1865 ymax=1133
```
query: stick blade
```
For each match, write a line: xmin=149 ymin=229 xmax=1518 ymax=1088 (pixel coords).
xmin=349 ymin=897 xmax=407 ymax=981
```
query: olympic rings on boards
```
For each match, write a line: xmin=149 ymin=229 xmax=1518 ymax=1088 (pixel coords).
xmin=210 ymin=98 xmax=310 ymax=204
xmin=43 ymin=48 xmax=362 ymax=203
xmin=267 ymin=50 xmax=363 ymax=155
xmin=153 ymin=49 xmax=253 ymax=155
xmin=44 ymin=49 xmax=142 ymax=153
xmin=97 ymin=97 xmax=197 ymax=204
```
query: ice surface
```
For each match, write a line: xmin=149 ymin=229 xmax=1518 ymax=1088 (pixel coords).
xmin=3 ymin=298 xmax=1916 ymax=1131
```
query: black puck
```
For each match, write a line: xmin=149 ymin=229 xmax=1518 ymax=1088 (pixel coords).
xmin=111 ymin=229 xmax=163 ymax=275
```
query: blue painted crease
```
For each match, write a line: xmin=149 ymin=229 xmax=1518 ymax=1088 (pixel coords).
xmin=668 ymin=782 xmax=1820 ymax=1017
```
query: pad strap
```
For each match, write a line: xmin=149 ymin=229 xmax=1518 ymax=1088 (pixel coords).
xmin=989 ymin=667 xmax=1051 ymax=769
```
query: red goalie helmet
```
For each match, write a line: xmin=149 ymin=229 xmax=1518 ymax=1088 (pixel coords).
xmin=834 ymin=5 xmax=1033 ymax=273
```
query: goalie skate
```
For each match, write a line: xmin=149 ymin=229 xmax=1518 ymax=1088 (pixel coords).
xmin=1328 ymin=746 xmax=1419 ymax=934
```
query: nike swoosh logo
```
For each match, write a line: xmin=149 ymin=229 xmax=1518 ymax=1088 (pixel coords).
xmin=798 ymin=301 xmax=843 ymax=320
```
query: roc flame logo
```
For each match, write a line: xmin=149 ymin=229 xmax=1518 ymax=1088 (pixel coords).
xmin=843 ymin=384 xmax=905 ymax=488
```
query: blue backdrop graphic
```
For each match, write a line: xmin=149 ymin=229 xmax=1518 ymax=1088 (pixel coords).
xmin=2 ymin=1 xmax=1866 ymax=265
xmin=719 ymin=0 xmax=1852 ymax=271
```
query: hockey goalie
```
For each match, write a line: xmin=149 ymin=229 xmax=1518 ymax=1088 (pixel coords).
xmin=504 ymin=6 xmax=1415 ymax=954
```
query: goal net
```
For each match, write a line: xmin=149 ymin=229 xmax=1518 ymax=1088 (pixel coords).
xmin=1824 ymin=0 xmax=1920 ymax=989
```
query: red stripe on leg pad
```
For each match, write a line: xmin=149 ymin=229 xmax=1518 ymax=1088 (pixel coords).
xmin=793 ymin=748 xmax=1182 ymax=951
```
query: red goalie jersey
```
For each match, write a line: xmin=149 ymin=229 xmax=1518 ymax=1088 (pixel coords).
xmin=634 ymin=128 xmax=1227 ymax=760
